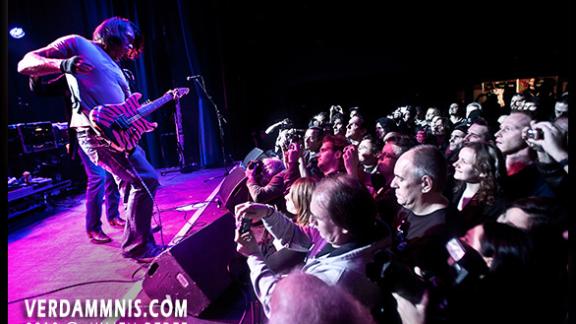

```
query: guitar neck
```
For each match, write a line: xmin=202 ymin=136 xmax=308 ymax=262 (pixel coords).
xmin=137 ymin=93 xmax=174 ymax=118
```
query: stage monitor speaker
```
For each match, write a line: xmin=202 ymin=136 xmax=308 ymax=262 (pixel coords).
xmin=241 ymin=147 xmax=267 ymax=169
xmin=217 ymin=165 xmax=250 ymax=213
xmin=142 ymin=213 xmax=236 ymax=317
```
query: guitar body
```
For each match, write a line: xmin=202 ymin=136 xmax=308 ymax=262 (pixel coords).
xmin=89 ymin=93 xmax=157 ymax=152
xmin=88 ymin=88 xmax=188 ymax=152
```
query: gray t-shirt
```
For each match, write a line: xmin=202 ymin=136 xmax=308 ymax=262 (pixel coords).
xmin=46 ymin=34 xmax=131 ymax=127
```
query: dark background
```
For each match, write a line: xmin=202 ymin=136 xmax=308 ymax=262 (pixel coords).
xmin=6 ymin=0 xmax=571 ymax=170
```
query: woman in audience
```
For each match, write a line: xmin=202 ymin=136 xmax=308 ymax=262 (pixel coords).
xmin=450 ymin=142 xmax=507 ymax=235
xmin=261 ymin=177 xmax=322 ymax=274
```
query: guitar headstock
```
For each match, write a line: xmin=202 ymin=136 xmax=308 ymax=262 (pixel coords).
xmin=168 ymin=87 xmax=190 ymax=100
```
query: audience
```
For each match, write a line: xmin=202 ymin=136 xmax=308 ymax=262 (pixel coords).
xmin=238 ymin=88 xmax=568 ymax=323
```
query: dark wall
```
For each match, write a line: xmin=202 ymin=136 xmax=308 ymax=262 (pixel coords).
xmin=7 ymin=0 xmax=571 ymax=164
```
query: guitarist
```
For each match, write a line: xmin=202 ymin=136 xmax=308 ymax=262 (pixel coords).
xmin=18 ymin=17 xmax=163 ymax=263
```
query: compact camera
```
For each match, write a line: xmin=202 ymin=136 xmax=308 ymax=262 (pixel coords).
xmin=524 ymin=128 xmax=543 ymax=140
xmin=239 ymin=217 xmax=252 ymax=234
xmin=246 ymin=160 xmax=263 ymax=171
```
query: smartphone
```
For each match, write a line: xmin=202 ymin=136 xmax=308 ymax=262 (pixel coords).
xmin=446 ymin=238 xmax=466 ymax=262
xmin=239 ymin=217 xmax=252 ymax=234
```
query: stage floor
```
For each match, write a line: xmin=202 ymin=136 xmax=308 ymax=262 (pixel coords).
xmin=8 ymin=166 xmax=259 ymax=324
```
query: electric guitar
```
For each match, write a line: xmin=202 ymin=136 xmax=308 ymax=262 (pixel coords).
xmin=89 ymin=88 xmax=189 ymax=152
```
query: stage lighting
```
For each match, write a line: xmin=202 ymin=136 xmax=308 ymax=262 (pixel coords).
xmin=10 ymin=27 xmax=26 ymax=39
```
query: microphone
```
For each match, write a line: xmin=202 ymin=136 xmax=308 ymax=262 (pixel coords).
xmin=186 ymin=75 xmax=202 ymax=81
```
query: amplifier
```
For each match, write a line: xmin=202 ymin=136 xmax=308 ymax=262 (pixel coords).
xmin=17 ymin=121 xmax=57 ymax=153
xmin=52 ymin=122 xmax=69 ymax=147
xmin=8 ymin=124 xmax=23 ymax=155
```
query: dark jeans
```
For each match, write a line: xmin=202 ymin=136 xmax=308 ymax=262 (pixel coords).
xmin=77 ymin=146 xmax=121 ymax=233
xmin=76 ymin=128 xmax=160 ymax=255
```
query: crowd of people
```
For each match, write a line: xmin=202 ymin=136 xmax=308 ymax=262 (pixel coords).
xmin=234 ymin=91 xmax=570 ymax=323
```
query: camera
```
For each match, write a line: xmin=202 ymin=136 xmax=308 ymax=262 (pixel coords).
xmin=524 ymin=128 xmax=543 ymax=140
xmin=239 ymin=217 xmax=252 ymax=234
xmin=286 ymin=128 xmax=303 ymax=144
xmin=279 ymin=118 xmax=294 ymax=130
xmin=445 ymin=238 xmax=489 ymax=285
xmin=246 ymin=160 xmax=263 ymax=171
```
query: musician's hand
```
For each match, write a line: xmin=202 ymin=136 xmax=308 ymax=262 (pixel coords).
xmin=60 ymin=56 xmax=93 ymax=75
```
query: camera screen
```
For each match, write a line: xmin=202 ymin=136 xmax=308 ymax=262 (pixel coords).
xmin=446 ymin=238 xmax=466 ymax=261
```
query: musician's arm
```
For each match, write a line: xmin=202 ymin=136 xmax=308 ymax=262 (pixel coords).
xmin=18 ymin=46 xmax=66 ymax=77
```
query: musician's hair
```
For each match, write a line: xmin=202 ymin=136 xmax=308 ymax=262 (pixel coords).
xmin=93 ymin=17 xmax=144 ymax=59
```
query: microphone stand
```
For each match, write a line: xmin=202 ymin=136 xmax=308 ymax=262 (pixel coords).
xmin=189 ymin=77 xmax=232 ymax=182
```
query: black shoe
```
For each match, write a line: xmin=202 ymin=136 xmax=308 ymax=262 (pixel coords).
xmin=87 ymin=230 xmax=112 ymax=244
xmin=151 ymin=224 xmax=162 ymax=233
xmin=122 ymin=245 xmax=165 ymax=263
xmin=109 ymin=217 xmax=126 ymax=229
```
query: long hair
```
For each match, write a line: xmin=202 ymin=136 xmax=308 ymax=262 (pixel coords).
xmin=289 ymin=177 xmax=318 ymax=226
xmin=454 ymin=142 xmax=506 ymax=205
xmin=480 ymin=222 xmax=532 ymax=273
xmin=93 ymin=17 xmax=144 ymax=59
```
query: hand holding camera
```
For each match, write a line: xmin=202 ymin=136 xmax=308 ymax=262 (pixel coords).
xmin=523 ymin=121 xmax=568 ymax=161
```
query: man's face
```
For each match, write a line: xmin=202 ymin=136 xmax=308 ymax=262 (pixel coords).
xmin=449 ymin=103 xmax=459 ymax=116
xmin=108 ymin=27 xmax=135 ymax=60
xmin=358 ymin=138 xmax=377 ymax=166
xmin=377 ymin=142 xmax=401 ymax=183
xmin=555 ymin=102 xmax=568 ymax=118
xmin=333 ymin=118 xmax=345 ymax=136
xmin=317 ymin=141 xmax=341 ymax=174
xmin=453 ymin=147 xmax=481 ymax=183
xmin=449 ymin=129 xmax=466 ymax=151
xmin=464 ymin=124 xmax=490 ymax=143
xmin=345 ymin=116 xmax=364 ymax=141
xmin=304 ymin=129 xmax=321 ymax=152
xmin=431 ymin=117 xmax=447 ymax=136
xmin=390 ymin=153 xmax=422 ymax=210
xmin=426 ymin=108 xmax=439 ymax=122
xmin=415 ymin=130 xmax=427 ymax=144
xmin=495 ymin=113 xmax=531 ymax=155
xmin=310 ymin=193 xmax=346 ymax=246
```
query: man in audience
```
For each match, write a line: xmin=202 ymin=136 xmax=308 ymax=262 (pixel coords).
xmin=390 ymin=145 xmax=453 ymax=278
xmin=448 ymin=102 xmax=466 ymax=129
xmin=235 ymin=175 xmax=394 ymax=319
xmin=298 ymin=126 xmax=324 ymax=179
xmin=316 ymin=134 xmax=348 ymax=178
xmin=357 ymin=136 xmax=381 ymax=175
xmin=463 ymin=117 xmax=492 ymax=144
xmin=553 ymin=92 xmax=568 ymax=119
xmin=495 ymin=112 xmax=555 ymax=200
xmin=345 ymin=114 xmax=368 ymax=146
